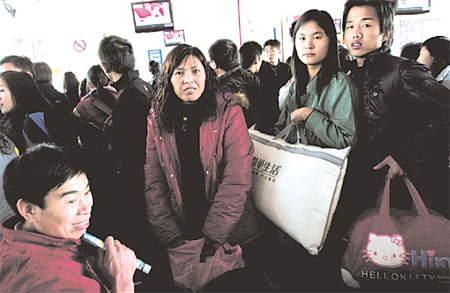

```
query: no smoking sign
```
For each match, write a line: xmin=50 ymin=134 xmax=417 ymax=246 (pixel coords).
xmin=73 ymin=40 xmax=86 ymax=52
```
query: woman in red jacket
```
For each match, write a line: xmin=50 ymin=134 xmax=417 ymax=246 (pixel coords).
xmin=144 ymin=44 xmax=258 ymax=286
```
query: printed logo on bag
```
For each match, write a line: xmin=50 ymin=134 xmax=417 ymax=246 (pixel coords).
xmin=251 ymin=157 xmax=282 ymax=182
xmin=360 ymin=232 xmax=450 ymax=282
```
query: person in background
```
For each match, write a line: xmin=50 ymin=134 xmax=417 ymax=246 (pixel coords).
xmin=79 ymin=78 xmax=89 ymax=98
xmin=0 ymin=55 xmax=34 ymax=122
xmin=257 ymin=39 xmax=291 ymax=133
xmin=417 ymin=36 xmax=450 ymax=89
xmin=239 ymin=41 xmax=263 ymax=74
xmin=339 ymin=0 xmax=449 ymax=245
xmin=262 ymin=10 xmax=358 ymax=291
xmin=149 ymin=60 xmax=161 ymax=90
xmin=400 ymin=41 xmax=421 ymax=60
xmin=144 ymin=44 xmax=259 ymax=290
xmin=0 ymin=71 xmax=54 ymax=153
xmin=63 ymin=71 xmax=81 ymax=109
xmin=98 ymin=35 xmax=170 ymax=291
xmin=209 ymin=38 xmax=259 ymax=127
xmin=0 ymin=143 xmax=137 ymax=292
xmin=0 ymin=55 xmax=34 ymax=77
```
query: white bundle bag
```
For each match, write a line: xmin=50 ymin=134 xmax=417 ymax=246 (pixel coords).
xmin=249 ymin=128 xmax=350 ymax=255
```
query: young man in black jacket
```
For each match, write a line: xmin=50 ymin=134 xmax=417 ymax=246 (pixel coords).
xmin=98 ymin=35 xmax=173 ymax=291
xmin=337 ymin=0 xmax=449 ymax=231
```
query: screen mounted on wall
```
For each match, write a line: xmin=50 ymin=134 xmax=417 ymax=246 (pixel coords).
xmin=395 ymin=0 xmax=431 ymax=15
xmin=131 ymin=0 xmax=174 ymax=33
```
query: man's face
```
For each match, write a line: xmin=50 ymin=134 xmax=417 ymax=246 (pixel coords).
xmin=344 ymin=5 xmax=389 ymax=66
xmin=264 ymin=45 xmax=281 ymax=66
xmin=30 ymin=173 xmax=93 ymax=239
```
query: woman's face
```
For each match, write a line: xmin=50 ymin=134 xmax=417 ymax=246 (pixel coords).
xmin=0 ymin=78 xmax=15 ymax=114
xmin=417 ymin=46 xmax=434 ymax=68
xmin=170 ymin=55 xmax=206 ymax=102
xmin=296 ymin=20 xmax=329 ymax=67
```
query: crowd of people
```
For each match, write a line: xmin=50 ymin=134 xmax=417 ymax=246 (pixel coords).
xmin=0 ymin=0 xmax=448 ymax=292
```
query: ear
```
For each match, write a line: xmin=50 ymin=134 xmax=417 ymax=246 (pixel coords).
xmin=16 ymin=199 xmax=37 ymax=222
xmin=209 ymin=60 xmax=217 ymax=70
xmin=101 ymin=62 xmax=111 ymax=74
xmin=381 ymin=30 xmax=392 ymax=44
xmin=253 ymin=56 xmax=259 ymax=65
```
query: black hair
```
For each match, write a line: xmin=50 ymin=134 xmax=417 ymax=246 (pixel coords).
xmin=33 ymin=62 xmax=52 ymax=84
xmin=149 ymin=60 xmax=160 ymax=75
xmin=86 ymin=64 xmax=116 ymax=108
xmin=421 ymin=36 xmax=449 ymax=78
xmin=0 ymin=55 xmax=34 ymax=76
xmin=239 ymin=41 xmax=262 ymax=69
xmin=400 ymin=42 xmax=421 ymax=60
xmin=291 ymin=9 xmax=339 ymax=103
xmin=78 ymin=78 xmax=88 ymax=98
xmin=208 ymin=39 xmax=240 ymax=71
xmin=63 ymin=72 xmax=79 ymax=93
xmin=98 ymin=35 xmax=135 ymax=74
xmin=263 ymin=39 xmax=281 ymax=50
xmin=3 ymin=143 xmax=85 ymax=220
xmin=0 ymin=71 xmax=53 ymax=152
xmin=154 ymin=44 xmax=218 ymax=132
xmin=342 ymin=0 xmax=396 ymax=47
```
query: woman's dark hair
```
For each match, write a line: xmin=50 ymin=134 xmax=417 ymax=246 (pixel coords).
xmin=3 ymin=143 xmax=85 ymax=220
xmin=86 ymin=64 xmax=116 ymax=109
xmin=342 ymin=0 xmax=396 ymax=47
xmin=421 ymin=36 xmax=449 ymax=78
xmin=63 ymin=72 xmax=79 ymax=93
xmin=154 ymin=44 xmax=217 ymax=132
xmin=291 ymin=9 xmax=339 ymax=105
xmin=0 ymin=71 xmax=53 ymax=152
xmin=79 ymin=78 xmax=88 ymax=98
xmin=0 ymin=123 xmax=16 ymax=155
xmin=400 ymin=42 xmax=421 ymax=60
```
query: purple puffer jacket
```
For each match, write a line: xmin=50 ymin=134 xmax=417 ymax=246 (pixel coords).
xmin=144 ymin=92 xmax=256 ymax=246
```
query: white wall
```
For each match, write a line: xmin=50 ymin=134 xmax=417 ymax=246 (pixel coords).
xmin=1 ymin=0 xmax=448 ymax=91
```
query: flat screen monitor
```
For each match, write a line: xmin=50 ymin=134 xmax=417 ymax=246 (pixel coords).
xmin=395 ymin=0 xmax=430 ymax=15
xmin=131 ymin=0 xmax=174 ymax=33
xmin=164 ymin=30 xmax=185 ymax=46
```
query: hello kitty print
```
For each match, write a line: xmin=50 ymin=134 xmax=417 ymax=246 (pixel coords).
xmin=363 ymin=233 xmax=410 ymax=268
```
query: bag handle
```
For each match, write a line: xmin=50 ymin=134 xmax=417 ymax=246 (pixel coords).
xmin=274 ymin=121 xmax=307 ymax=145
xmin=379 ymin=175 xmax=429 ymax=216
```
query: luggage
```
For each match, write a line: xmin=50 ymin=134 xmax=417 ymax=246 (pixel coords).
xmin=249 ymin=129 xmax=350 ymax=255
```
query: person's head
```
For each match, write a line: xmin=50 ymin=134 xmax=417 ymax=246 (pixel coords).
xmin=400 ymin=42 xmax=421 ymax=60
xmin=343 ymin=0 xmax=395 ymax=65
xmin=154 ymin=44 xmax=217 ymax=131
xmin=292 ymin=9 xmax=338 ymax=97
xmin=149 ymin=60 xmax=160 ymax=75
xmin=63 ymin=71 xmax=79 ymax=93
xmin=239 ymin=41 xmax=263 ymax=72
xmin=98 ymin=35 xmax=135 ymax=76
xmin=3 ymin=143 xmax=92 ymax=239
xmin=0 ymin=55 xmax=34 ymax=77
xmin=289 ymin=20 xmax=298 ymax=38
xmin=417 ymin=36 xmax=449 ymax=78
xmin=33 ymin=62 xmax=53 ymax=84
xmin=263 ymin=39 xmax=282 ymax=66
xmin=79 ymin=78 xmax=88 ymax=97
xmin=208 ymin=39 xmax=240 ymax=73
xmin=0 ymin=71 xmax=49 ymax=115
xmin=86 ymin=65 xmax=109 ymax=90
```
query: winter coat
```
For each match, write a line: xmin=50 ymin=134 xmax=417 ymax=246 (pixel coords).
xmin=276 ymin=71 xmax=357 ymax=149
xmin=347 ymin=46 xmax=449 ymax=177
xmin=0 ymin=216 xmax=108 ymax=292
xmin=144 ymin=92 xmax=257 ymax=247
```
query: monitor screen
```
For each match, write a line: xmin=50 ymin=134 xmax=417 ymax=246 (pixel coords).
xmin=131 ymin=1 xmax=174 ymax=33
xmin=395 ymin=0 xmax=430 ymax=15
xmin=164 ymin=30 xmax=185 ymax=46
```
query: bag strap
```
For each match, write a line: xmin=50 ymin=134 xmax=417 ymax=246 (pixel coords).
xmin=274 ymin=121 xmax=307 ymax=145
xmin=379 ymin=175 xmax=429 ymax=216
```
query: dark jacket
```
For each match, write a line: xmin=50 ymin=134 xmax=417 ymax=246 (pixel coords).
xmin=112 ymin=70 xmax=153 ymax=170
xmin=37 ymin=83 xmax=71 ymax=114
xmin=144 ymin=92 xmax=258 ymax=247
xmin=217 ymin=67 xmax=259 ymax=128
xmin=256 ymin=61 xmax=292 ymax=132
xmin=347 ymin=47 xmax=449 ymax=177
